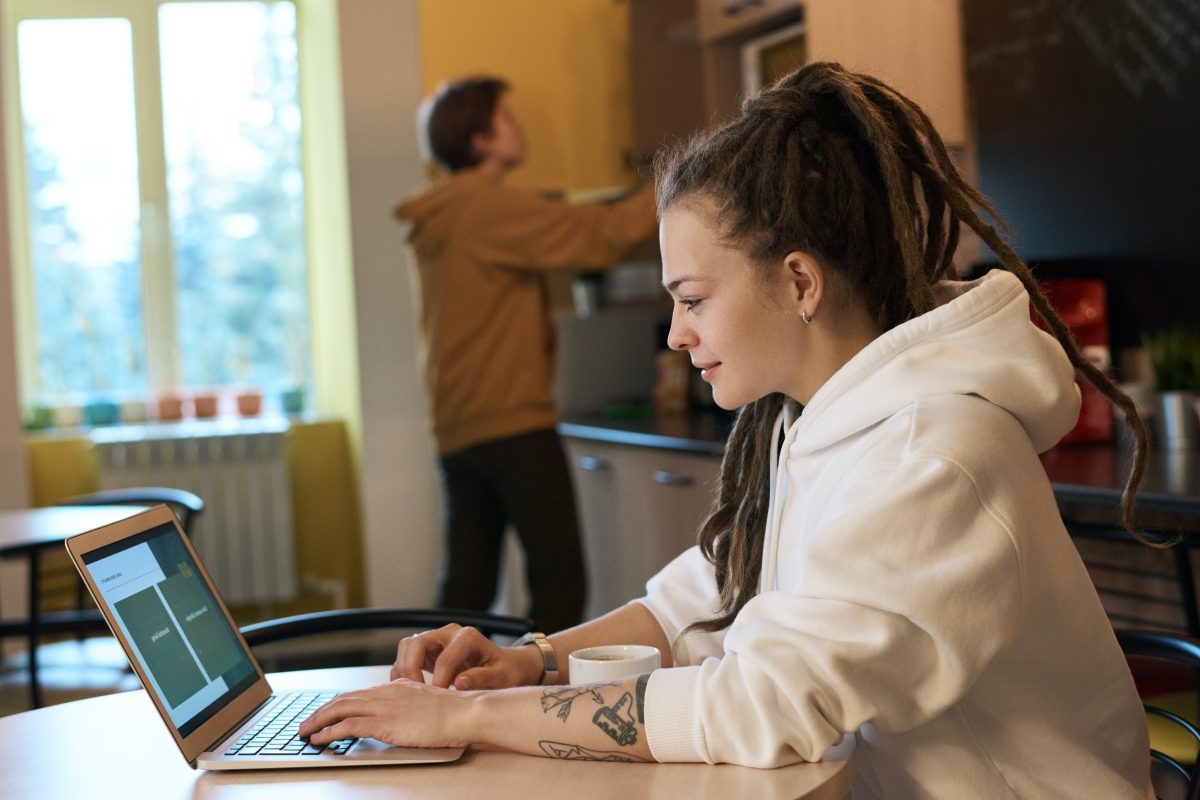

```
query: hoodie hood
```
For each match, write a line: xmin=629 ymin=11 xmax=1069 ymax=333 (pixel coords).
xmin=792 ymin=270 xmax=1080 ymax=456
xmin=393 ymin=171 xmax=489 ymax=259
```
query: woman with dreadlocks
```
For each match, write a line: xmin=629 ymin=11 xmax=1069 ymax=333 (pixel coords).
xmin=301 ymin=63 xmax=1153 ymax=798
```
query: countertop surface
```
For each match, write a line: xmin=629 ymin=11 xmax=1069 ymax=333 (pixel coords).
xmin=559 ymin=409 xmax=734 ymax=457
xmin=559 ymin=412 xmax=1200 ymax=528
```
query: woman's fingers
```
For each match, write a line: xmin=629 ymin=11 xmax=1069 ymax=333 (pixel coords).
xmin=452 ymin=662 xmax=510 ymax=690
xmin=305 ymin=715 xmax=371 ymax=746
xmin=429 ymin=626 xmax=493 ymax=688
xmin=391 ymin=624 xmax=461 ymax=682
xmin=297 ymin=680 xmax=464 ymax=748
xmin=298 ymin=692 xmax=373 ymax=743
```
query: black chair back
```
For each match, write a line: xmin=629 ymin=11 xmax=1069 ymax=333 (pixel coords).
xmin=239 ymin=608 xmax=532 ymax=672
xmin=57 ymin=487 xmax=205 ymax=530
xmin=1117 ymin=629 xmax=1200 ymax=800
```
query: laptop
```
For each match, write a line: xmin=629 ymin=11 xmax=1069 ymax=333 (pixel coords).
xmin=64 ymin=504 xmax=464 ymax=770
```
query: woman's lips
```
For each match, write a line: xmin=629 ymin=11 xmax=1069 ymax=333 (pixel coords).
xmin=698 ymin=363 xmax=719 ymax=382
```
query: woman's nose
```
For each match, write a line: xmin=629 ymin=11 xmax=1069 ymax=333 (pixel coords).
xmin=666 ymin=309 xmax=695 ymax=351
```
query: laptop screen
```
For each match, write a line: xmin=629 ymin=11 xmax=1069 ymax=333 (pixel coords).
xmin=81 ymin=521 xmax=258 ymax=738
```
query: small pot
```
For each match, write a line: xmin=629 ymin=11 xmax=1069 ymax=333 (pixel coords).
xmin=120 ymin=400 xmax=148 ymax=424
xmin=192 ymin=393 xmax=219 ymax=419
xmin=53 ymin=404 xmax=83 ymax=428
xmin=281 ymin=387 xmax=306 ymax=414
xmin=1157 ymin=390 xmax=1200 ymax=449
xmin=157 ymin=394 xmax=184 ymax=421
xmin=236 ymin=390 xmax=262 ymax=417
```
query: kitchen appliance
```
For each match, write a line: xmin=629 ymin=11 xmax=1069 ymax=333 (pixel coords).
xmin=742 ymin=19 xmax=807 ymax=95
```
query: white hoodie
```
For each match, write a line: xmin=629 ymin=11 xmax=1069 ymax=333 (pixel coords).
xmin=639 ymin=271 xmax=1153 ymax=799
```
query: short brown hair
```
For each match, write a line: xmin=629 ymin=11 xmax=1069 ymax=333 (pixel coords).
xmin=420 ymin=76 xmax=509 ymax=172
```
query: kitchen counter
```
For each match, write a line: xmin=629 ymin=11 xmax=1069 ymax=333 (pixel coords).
xmin=559 ymin=409 xmax=734 ymax=458
xmin=1041 ymin=442 xmax=1200 ymax=531
xmin=560 ymin=411 xmax=1200 ymax=633
xmin=560 ymin=412 xmax=1200 ymax=529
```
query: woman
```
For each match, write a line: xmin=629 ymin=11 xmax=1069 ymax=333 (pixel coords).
xmin=301 ymin=63 xmax=1154 ymax=798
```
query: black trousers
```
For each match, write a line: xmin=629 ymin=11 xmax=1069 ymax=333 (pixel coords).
xmin=437 ymin=428 xmax=586 ymax=633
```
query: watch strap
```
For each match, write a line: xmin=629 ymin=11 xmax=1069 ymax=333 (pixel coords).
xmin=513 ymin=631 xmax=558 ymax=685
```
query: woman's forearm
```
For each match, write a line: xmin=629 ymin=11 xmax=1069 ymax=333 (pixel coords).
xmin=467 ymin=674 xmax=654 ymax=762
xmin=302 ymin=606 xmax=666 ymax=759
xmin=541 ymin=601 xmax=673 ymax=684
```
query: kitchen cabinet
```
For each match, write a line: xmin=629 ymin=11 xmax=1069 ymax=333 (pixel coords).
xmin=803 ymin=0 xmax=967 ymax=146
xmin=629 ymin=0 xmax=708 ymax=168
xmin=418 ymin=0 xmax=637 ymax=192
xmin=564 ymin=437 xmax=721 ymax=619
xmin=634 ymin=1 xmax=967 ymax=153
xmin=696 ymin=0 xmax=802 ymax=43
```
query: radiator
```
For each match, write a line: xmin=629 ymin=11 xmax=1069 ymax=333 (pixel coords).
xmin=91 ymin=423 xmax=299 ymax=606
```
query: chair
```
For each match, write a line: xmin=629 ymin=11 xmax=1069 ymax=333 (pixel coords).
xmin=1117 ymin=628 xmax=1200 ymax=800
xmin=16 ymin=488 xmax=206 ymax=708
xmin=53 ymin=487 xmax=205 ymax=609
xmin=56 ymin=486 xmax=205 ymax=529
xmin=240 ymin=608 xmax=533 ymax=671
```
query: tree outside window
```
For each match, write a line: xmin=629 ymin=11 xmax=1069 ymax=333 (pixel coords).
xmin=9 ymin=0 xmax=311 ymax=418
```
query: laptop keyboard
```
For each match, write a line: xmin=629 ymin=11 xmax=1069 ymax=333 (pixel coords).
xmin=224 ymin=692 xmax=358 ymax=757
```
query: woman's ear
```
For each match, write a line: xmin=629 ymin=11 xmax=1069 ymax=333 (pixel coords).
xmin=782 ymin=251 xmax=824 ymax=321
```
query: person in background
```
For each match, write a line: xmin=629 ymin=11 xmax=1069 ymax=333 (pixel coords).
xmin=394 ymin=76 xmax=657 ymax=634
xmin=304 ymin=63 xmax=1153 ymax=798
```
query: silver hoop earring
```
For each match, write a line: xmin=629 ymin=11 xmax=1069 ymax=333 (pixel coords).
xmin=801 ymin=310 xmax=812 ymax=325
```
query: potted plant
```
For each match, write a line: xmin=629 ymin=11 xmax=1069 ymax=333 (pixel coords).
xmin=1146 ymin=328 xmax=1200 ymax=448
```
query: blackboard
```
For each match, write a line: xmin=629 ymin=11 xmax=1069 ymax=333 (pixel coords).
xmin=964 ymin=0 xmax=1200 ymax=331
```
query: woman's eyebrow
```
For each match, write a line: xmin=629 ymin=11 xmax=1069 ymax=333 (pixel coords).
xmin=664 ymin=276 xmax=699 ymax=293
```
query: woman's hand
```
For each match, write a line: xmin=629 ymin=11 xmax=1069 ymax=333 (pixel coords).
xmin=391 ymin=624 xmax=542 ymax=690
xmin=298 ymin=674 xmax=655 ymax=764
xmin=298 ymin=679 xmax=471 ymax=748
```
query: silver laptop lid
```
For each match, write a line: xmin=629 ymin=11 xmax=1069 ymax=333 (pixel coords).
xmin=65 ymin=505 xmax=272 ymax=766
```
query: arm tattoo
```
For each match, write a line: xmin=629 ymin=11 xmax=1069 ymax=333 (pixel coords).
xmin=635 ymin=673 xmax=649 ymax=723
xmin=539 ymin=740 xmax=651 ymax=763
xmin=592 ymin=692 xmax=638 ymax=746
xmin=540 ymin=685 xmax=604 ymax=722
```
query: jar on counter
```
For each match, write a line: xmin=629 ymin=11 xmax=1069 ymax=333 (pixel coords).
xmin=653 ymin=349 xmax=690 ymax=414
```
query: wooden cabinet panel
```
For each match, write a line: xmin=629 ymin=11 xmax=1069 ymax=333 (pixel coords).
xmin=684 ymin=0 xmax=966 ymax=147
xmin=696 ymin=0 xmax=802 ymax=43
xmin=804 ymin=0 xmax=966 ymax=145
xmin=629 ymin=0 xmax=708 ymax=165
xmin=566 ymin=438 xmax=721 ymax=619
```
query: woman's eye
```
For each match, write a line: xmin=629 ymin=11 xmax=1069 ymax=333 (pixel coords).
xmin=681 ymin=298 xmax=701 ymax=311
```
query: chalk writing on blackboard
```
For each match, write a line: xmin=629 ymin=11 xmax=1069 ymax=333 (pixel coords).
xmin=968 ymin=0 xmax=1200 ymax=98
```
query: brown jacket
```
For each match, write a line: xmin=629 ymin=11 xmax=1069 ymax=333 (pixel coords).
xmin=394 ymin=171 xmax=657 ymax=455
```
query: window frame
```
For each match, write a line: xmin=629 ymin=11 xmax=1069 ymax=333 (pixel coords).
xmin=1 ymin=0 xmax=329 ymax=409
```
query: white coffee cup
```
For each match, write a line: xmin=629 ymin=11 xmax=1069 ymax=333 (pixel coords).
xmin=568 ymin=644 xmax=661 ymax=684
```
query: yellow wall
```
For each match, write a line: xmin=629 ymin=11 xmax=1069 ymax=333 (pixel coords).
xmin=417 ymin=0 xmax=635 ymax=191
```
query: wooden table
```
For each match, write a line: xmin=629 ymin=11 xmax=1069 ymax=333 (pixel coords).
xmin=0 ymin=505 xmax=148 ymax=707
xmin=0 ymin=665 xmax=855 ymax=800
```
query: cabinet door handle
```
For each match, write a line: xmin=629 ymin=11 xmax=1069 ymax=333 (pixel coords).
xmin=723 ymin=0 xmax=764 ymax=16
xmin=577 ymin=455 xmax=611 ymax=472
xmin=652 ymin=470 xmax=695 ymax=488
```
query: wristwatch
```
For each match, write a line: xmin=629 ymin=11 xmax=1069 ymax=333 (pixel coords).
xmin=513 ymin=631 xmax=559 ymax=685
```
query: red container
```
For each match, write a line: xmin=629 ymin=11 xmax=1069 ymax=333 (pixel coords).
xmin=1034 ymin=278 xmax=1113 ymax=444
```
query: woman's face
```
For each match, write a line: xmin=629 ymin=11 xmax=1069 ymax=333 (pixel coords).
xmin=660 ymin=201 xmax=810 ymax=410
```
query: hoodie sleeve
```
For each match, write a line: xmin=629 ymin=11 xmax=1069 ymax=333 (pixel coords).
xmin=465 ymin=183 xmax=657 ymax=271
xmin=645 ymin=457 xmax=1023 ymax=768
xmin=637 ymin=546 xmax=729 ymax=667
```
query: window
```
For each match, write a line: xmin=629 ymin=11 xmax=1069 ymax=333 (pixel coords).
xmin=4 ymin=0 xmax=311 ymax=414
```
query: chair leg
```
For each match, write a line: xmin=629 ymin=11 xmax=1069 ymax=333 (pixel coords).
xmin=27 ymin=548 xmax=43 ymax=709
xmin=1174 ymin=548 xmax=1200 ymax=638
